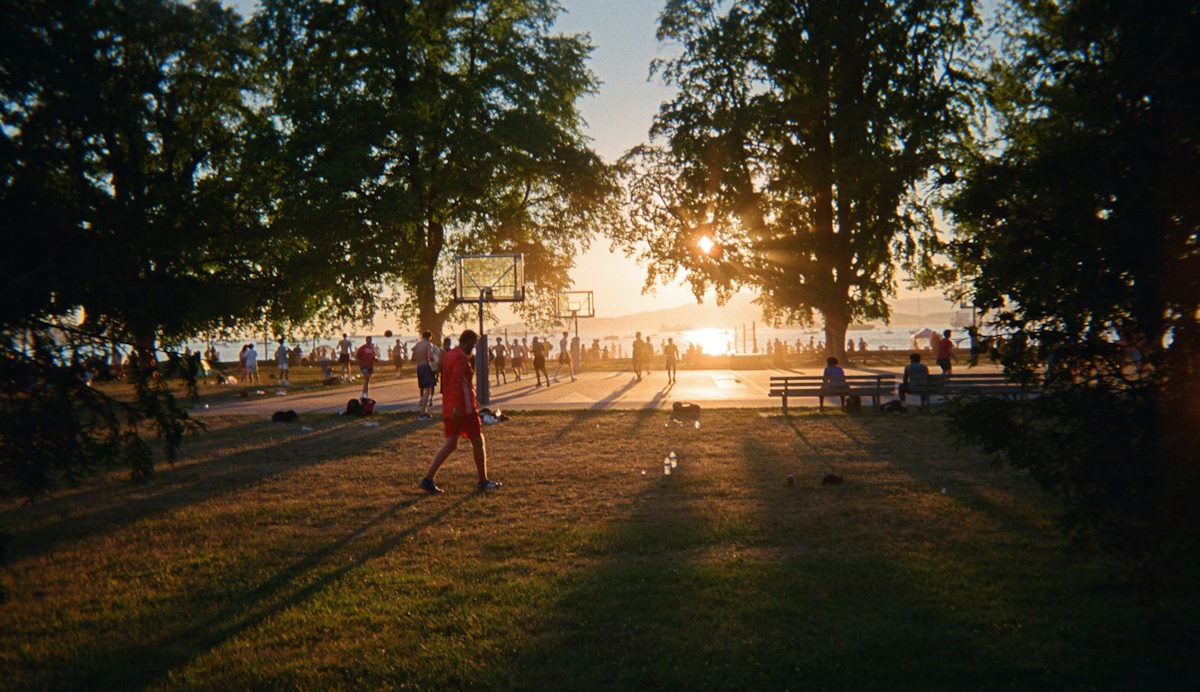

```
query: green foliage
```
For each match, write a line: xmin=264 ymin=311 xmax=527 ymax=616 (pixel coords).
xmin=255 ymin=0 xmax=619 ymax=338
xmin=0 ymin=0 xmax=261 ymax=496
xmin=947 ymin=0 xmax=1200 ymax=585
xmin=616 ymin=0 xmax=980 ymax=358
xmin=0 ymin=325 xmax=201 ymax=499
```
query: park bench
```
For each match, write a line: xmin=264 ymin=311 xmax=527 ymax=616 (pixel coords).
xmin=769 ymin=373 xmax=897 ymax=413
xmin=904 ymin=372 xmax=1035 ymax=411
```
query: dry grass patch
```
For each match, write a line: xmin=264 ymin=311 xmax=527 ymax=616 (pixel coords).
xmin=1 ymin=409 xmax=1195 ymax=689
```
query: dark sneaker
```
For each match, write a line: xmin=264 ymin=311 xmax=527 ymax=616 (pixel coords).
xmin=419 ymin=478 xmax=443 ymax=494
xmin=476 ymin=480 xmax=502 ymax=491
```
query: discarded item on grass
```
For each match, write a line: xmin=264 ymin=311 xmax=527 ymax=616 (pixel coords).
xmin=671 ymin=401 xmax=701 ymax=420
xmin=275 ymin=390 xmax=287 ymax=396
xmin=480 ymin=407 xmax=509 ymax=425
xmin=255 ymin=390 xmax=265 ymax=395
xmin=363 ymin=421 xmax=380 ymax=428
xmin=300 ymin=425 xmax=313 ymax=432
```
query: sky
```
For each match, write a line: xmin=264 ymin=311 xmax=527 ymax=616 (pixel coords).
xmin=223 ymin=0 xmax=950 ymax=323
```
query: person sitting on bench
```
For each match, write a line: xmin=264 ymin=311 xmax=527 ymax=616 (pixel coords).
xmin=898 ymin=352 xmax=930 ymax=403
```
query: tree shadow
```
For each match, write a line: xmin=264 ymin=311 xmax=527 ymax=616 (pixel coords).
xmin=2 ymin=416 xmax=427 ymax=562
xmin=70 ymin=494 xmax=472 ymax=689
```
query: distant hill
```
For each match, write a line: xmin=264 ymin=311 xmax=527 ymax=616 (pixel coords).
xmin=497 ymin=291 xmax=961 ymax=336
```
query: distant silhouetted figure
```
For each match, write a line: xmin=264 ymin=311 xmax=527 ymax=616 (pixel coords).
xmin=532 ymin=336 xmax=549 ymax=386
xmin=664 ymin=337 xmax=679 ymax=384
xmin=275 ymin=337 xmax=289 ymax=386
xmin=898 ymin=352 xmax=930 ymax=403
xmin=337 ymin=333 xmax=353 ymax=378
xmin=632 ymin=331 xmax=644 ymax=382
xmin=413 ymin=331 xmax=436 ymax=419
xmin=493 ymin=337 xmax=507 ymax=385
xmin=936 ymin=329 xmax=956 ymax=374
xmin=553 ymin=331 xmax=575 ymax=382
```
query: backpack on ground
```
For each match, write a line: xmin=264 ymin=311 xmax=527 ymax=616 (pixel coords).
xmin=271 ymin=410 xmax=298 ymax=423
xmin=345 ymin=398 xmax=362 ymax=416
xmin=845 ymin=395 xmax=863 ymax=414
xmin=360 ymin=398 xmax=376 ymax=415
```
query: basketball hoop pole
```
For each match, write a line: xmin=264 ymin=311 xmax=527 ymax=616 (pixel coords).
xmin=476 ymin=289 xmax=490 ymax=406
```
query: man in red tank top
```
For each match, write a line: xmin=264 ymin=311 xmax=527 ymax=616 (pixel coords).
xmin=419 ymin=330 xmax=502 ymax=494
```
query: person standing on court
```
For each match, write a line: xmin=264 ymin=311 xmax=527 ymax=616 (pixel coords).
xmin=356 ymin=335 xmax=377 ymax=399
xmin=412 ymin=331 xmax=436 ymax=419
xmin=936 ymin=329 xmax=956 ymax=375
xmin=242 ymin=343 xmax=260 ymax=385
xmin=493 ymin=337 xmax=508 ymax=385
xmin=664 ymin=337 xmax=679 ymax=384
xmin=274 ymin=337 xmax=290 ymax=386
xmin=531 ymin=336 xmax=549 ymax=386
xmin=632 ymin=332 xmax=644 ymax=382
xmin=419 ymin=329 xmax=502 ymax=494
xmin=553 ymin=331 xmax=575 ymax=382
xmin=337 ymin=333 xmax=353 ymax=379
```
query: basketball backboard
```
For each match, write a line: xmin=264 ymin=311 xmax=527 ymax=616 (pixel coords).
xmin=554 ymin=290 xmax=595 ymax=319
xmin=453 ymin=253 xmax=524 ymax=303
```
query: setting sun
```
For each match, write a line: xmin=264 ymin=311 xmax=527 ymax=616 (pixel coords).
xmin=697 ymin=235 xmax=716 ymax=255
xmin=685 ymin=327 xmax=734 ymax=355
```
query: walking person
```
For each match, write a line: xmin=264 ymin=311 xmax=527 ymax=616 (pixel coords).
xmin=274 ymin=337 xmax=290 ymax=386
xmin=393 ymin=339 xmax=404 ymax=378
xmin=418 ymin=329 xmax=502 ymax=494
xmin=664 ymin=337 xmax=679 ymax=384
xmin=511 ymin=338 xmax=524 ymax=381
xmin=553 ymin=331 xmax=576 ymax=382
xmin=493 ymin=337 xmax=508 ymax=385
xmin=356 ymin=335 xmax=377 ymax=400
xmin=936 ymin=329 xmax=956 ymax=375
xmin=531 ymin=336 xmax=549 ymax=386
xmin=632 ymin=332 xmax=644 ymax=382
xmin=337 ymin=333 xmax=353 ymax=379
xmin=412 ymin=331 xmax=436 ymax=419
xmin=242 ymin=343 xmax=260 ymax=385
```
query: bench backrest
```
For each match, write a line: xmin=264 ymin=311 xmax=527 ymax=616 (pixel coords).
xmin=770 ymin=374 xmax=895 ymax=383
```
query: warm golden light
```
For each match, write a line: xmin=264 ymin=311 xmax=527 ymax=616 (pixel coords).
xmin=698 ymin=235 xmax=716 ymax=255
xmin=686 ymin=327 xmax=735 ymax=355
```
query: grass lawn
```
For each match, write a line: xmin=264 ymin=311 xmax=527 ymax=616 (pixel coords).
xmin=1 ymin=409 xmax=1195 ymax=689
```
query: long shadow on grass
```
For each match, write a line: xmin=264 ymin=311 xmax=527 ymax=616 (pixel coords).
xmin=72 ymin=494 xmax=471 ymax=689
xmin=2 ymin=415 xmax=429 ymax=562
xmin=505 ymin=413 xmax=1056 ymax=688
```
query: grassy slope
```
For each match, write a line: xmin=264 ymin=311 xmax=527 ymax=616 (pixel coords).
xmin=1 ymin=410 xmax=1195 ymax=689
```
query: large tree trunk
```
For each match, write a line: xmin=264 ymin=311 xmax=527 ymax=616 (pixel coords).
xmin=415 ymin=269 xmax=444 ymax=342
xmin=823 ymin=308 xmax=849 ymax=365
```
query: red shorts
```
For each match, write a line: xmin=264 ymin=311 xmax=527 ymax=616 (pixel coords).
xmin=443 ymin=411 xmax=482 ymax=439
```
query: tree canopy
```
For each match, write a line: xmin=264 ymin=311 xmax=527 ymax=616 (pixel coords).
xmin=255 ymin=0 xmax=618 ymax=338
xmin=1 ymin=0 xmax=272 ymax=497
xmin=615 ymin=0 xmax=979 ymax=359
xmin=945 ymin=0 xmax=1200 ymax=585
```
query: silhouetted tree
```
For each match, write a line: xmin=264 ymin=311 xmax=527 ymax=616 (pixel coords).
xmin=256 ymin=0 xmax=618 ymax=339
xmin=616 ymin=0 xmax=979 ymax=360
xmin=946 ymin=0 xmax=1200 ymax=588
xmin=1 ymin=0 xmax=271 ymax=496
